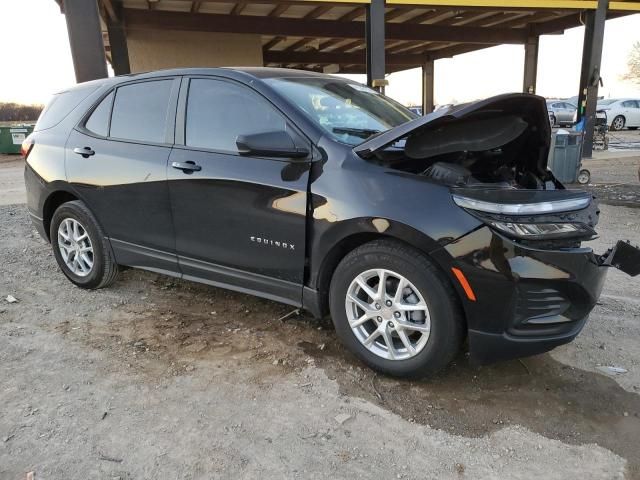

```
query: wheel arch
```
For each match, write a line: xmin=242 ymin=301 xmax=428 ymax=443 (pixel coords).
xmin=611 ymin=114 xmax=626 ymax=129
xmin=42 ymin=190 xmax=80 ymax=241
xmin=307 ymin=217 xmax=464 ymax=318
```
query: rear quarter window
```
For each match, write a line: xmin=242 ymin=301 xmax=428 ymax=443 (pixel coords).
xmin=35 ymin=85 xmax=98 ymax=132
xmin=84 ymin=91 xmax=114 ymax=137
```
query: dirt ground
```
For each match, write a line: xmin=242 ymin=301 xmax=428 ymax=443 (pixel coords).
xmin=1 ymin=152 xmax=639 ymax=479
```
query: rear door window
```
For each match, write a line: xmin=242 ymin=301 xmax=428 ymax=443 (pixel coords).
xmin=35 ymin=85 xmax=98 ymax=131
xmin=84 ymin=91 xmax=114 ymax=137
xmin=185 ymin=78 xmax=286 ymax=153
xmin=109 ymin=80 xmax=173 ymax=143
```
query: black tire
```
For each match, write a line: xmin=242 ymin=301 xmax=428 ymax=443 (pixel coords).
xmin=329 ymin=239 xmax=464 ymax=378
xmin=611 ymin=115 xmax=626 ymax=131
xmin=549 ymin=114 xmax=556 ymax=127
xmin=50 ymin=200 xmax=118 ymax=289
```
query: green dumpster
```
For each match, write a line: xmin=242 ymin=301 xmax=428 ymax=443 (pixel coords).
xmin=0 ymin=124 xmax=35 ymax=154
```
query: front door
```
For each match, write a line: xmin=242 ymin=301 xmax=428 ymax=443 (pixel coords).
xmin=66 ymin=78 xmax=180 ymax=273
xmin=168 ymin=77 xmax=311 ymax=305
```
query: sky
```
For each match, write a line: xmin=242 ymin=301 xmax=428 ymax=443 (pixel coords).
xmin=0 ymin=0 xmax=638 ymax=107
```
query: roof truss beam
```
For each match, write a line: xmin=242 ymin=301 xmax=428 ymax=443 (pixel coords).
xmin=124 ymin=9 xmax=530 ymax=44
xmin=264 ymin=49 xmax=427 ymax=66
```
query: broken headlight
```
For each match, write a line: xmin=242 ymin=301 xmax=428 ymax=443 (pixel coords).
xmin=488 ymin=221 xmax=595 ymax=240
xmin=452 ymin=195 xmax=591 ymax=215
xmin=452 ymin=193 xmax=597 ymax=241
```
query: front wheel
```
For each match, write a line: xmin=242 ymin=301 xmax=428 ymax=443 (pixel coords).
xmin=50 ymin=200 xmax=119 ymax=289
xmin=611 ymin=115 xmax=626 ymax=131
xmin=329 ymin=240 xmax=464 ymax=378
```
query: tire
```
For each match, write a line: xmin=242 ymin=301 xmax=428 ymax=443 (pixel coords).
xmin=611 ymin=115 xmax=626 ymax=131
xmin=628 ymin=126 xmax=638 ymax=131
xmin=577 ymin=169 xmax=591 ymax=185
xmin=50 ymin=200 xmax=118 ymax=289
xmin=329 ymin=239 xmax=464 ymax=378
xmin=549 ymin=114 xmax=556 ymax=127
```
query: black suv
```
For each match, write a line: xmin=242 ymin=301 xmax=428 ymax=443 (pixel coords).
xmin=23 ymin=68 xmax=639 ymax=377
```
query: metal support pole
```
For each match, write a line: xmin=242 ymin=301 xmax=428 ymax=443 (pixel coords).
xmin=63 ymin=0 xmax=108 ymax=83
xmin=421 ymin=59 xmax=434 ymax=114
xmin=366 ymin=0 xmax=386 ymax=92
xmin=106 ymin=5 xmax=131 ymax=76
xmin=522 ymin=35 xmax=539 ymax=94
xmin=577 ymin=0 xmax=608 ymax=159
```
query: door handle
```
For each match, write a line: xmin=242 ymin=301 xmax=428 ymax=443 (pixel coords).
xmin=73 ymin=147 xmax=95 ymax=157
xmin=172 ymin=161 xmax=202 ymax=173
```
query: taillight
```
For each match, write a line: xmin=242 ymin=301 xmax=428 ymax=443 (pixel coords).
xmin=21 ymin=135 xmax=34 ymax=159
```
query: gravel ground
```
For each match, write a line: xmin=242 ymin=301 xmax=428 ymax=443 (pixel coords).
xmin=580 ymin=152 xmax=640 ymax=206
xmin=0 ymin=154 xmax=639 ymax=479
xmin=0 ymin=155 xmax=25 ymax=206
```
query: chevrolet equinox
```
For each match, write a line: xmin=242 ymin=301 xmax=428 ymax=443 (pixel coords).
xmin=23 ymin=68 xmax=640 ymax=377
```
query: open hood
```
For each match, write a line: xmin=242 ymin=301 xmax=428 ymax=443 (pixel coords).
xmin=354 ymin=93 xmax=552 ymax=175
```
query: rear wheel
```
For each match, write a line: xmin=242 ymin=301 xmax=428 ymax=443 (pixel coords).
xmin=329 ymin=240 xmax=464 ymax=378
xmin=50 ymin=200 xmax=118 ymax=289
xmin=611 ymin=115 xmax=626 ymax=131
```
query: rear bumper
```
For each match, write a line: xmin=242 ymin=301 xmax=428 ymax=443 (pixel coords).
xmin=435 ymin=226 xmax=609 ymax=364
xmin=29 ymin=211 xmax=48 ymax=241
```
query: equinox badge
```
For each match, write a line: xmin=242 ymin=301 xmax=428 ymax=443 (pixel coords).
xmin=250 ymin=236 xmax=295 ymax=250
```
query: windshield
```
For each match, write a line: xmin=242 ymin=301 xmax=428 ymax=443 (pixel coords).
xmin=265 ymin=77 xmax=415 ymax=146
xmin=597 ymin=99 xmax=617 ymax=106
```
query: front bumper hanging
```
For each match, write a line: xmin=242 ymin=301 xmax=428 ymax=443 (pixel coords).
xmin=600 ymin=240 xmax=640 ymax=277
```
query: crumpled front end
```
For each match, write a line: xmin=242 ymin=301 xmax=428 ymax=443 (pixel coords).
xmin=435 ymin=225 xmax=612 ymax=364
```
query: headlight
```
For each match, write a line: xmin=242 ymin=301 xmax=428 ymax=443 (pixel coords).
xmin=452 ymin=195 xmax=591 ymax=215
xmin=489 ymin=221 xmax=595 ymax=240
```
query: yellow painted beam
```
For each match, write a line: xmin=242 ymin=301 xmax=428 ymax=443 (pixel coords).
xmin=610 ymin=1 xmax=640 ymax=10
xmin=385 ymin=0 xmax=640 ymax=11
xmin=291 ymin=0 xmax=640 ymax=12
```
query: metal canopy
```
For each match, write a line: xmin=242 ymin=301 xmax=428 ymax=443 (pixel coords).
xmin=84 ymin=0 xmax=639 ymax=74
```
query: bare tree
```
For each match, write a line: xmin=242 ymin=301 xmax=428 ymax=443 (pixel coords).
xmin=622 ymin=41 xmax=640 ymax=85
xmin=0 ymin=103 xmax=43 ymax=122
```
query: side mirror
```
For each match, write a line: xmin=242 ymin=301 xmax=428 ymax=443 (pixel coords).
xmin=236 ymin=130 xmax=309 ymax=159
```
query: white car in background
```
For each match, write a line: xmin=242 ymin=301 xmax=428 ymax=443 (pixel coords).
xmin=597 ymin=98 xmax=640 ymax=131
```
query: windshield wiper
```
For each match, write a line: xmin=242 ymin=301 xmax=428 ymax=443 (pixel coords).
xmin=332 ymin=127 xmax=381 ymax=139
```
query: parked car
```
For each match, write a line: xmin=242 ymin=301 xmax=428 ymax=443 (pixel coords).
xmin=597 ymin=98 xmax=640 ymax=130
xmin=23 ymin=68 xmax=640 ymax=377
xmin=546 ymin=100 xmax=577 ymax=127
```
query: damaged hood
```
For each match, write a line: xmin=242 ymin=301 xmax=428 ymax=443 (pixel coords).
xmin=354 ymin=93 xmax=552 ymax=173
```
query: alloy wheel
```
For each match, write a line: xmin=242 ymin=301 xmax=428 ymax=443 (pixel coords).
xmin=57 ymin=218 xmax=94 ymax=277
xmin=612 ymin=116 xmax=625 ymax=131
xmin=345 ymin=268 xmax=431 ymax=361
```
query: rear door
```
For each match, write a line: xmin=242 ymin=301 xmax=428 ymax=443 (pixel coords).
xmin=562 ymin=102 xmax=576 ymax=123
xmin=168 ymin=77 xmax=312 ymax=305
xmin=66 ymin=77 xmax=180 ymax=273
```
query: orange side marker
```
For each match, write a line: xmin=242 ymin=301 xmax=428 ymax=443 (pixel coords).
xmin=451 ymin=267 xmax=477 ymax=302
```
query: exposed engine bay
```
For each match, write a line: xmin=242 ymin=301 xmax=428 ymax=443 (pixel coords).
xmin=359 ymin=94 xmax=558 ymax=190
